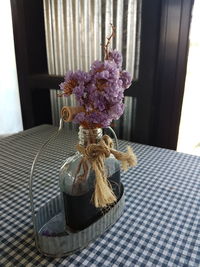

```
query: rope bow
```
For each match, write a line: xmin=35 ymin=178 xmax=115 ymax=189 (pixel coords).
xmin=76 ymin=135 xmax=137 ymax=208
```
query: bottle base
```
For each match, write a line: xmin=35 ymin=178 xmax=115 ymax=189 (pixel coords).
xmin=63 ymin=170 xmax=121 ymax=231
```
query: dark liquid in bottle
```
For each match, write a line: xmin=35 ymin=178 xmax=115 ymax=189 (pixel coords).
xmin=63 ymin=170 xmax=121 ymax=231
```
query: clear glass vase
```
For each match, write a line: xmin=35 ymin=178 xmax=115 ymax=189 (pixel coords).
xmin=59 ymin=126 xmax=121 ymax=231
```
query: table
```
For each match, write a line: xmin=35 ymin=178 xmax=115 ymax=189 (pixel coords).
xmin=1 ymin=125 xmax=200 ymax=267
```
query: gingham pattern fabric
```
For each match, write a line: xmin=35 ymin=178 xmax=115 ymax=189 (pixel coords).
xmin=1 ymin=125 xmax=200 ymax=267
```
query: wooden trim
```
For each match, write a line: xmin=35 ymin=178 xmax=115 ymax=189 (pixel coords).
xmin=28 ymin=74 xmax=63 ymax=89
xmin=28 ymin=73 xmax=139 ymax=96
xmin=10 ymin=0 xmax=52 ymax=129
xmin=152 ymin=0 xmax=194 ymax=149
xmin=10 ymin=0 xmax=34 ymax=129
xmin=131 ymin=0 xmax=162 ymax=144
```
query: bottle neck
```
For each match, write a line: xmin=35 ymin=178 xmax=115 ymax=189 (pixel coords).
xmin=78 ymin=126 xmax=103 ymax=147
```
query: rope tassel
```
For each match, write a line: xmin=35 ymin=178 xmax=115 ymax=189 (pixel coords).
xmin=92 ymin=161 xmax=117 ymax=208
xmin=110 ymin=145 xmax=137 ymax=171
xmin=76 ymin=135 xmax=137 ymax=208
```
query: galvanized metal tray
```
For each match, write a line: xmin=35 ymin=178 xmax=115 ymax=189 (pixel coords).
xmin=35 ymin=185 xmax=124 ymax=257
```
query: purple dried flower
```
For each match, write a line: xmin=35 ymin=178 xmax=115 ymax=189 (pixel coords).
xmin=86 ymin=112 xmax=112 ymax=128
xmin=108 ymin=49 xmax=123 ymax=69
xmin=73 ymin=85 xmax=85 ymax=105
xmin=91 ymin=92 xmax=107 ymax=112
xmin=59 ymin=70 xmax=90 ymax=97
xmin=64 ymin=70 xmax=74 ymax=82
xmin=120 ymin=71 xmax=132 ymax=89
xmin=73 ymin=112 xmax=86 ymax=124
xmin=59 ymin=71 xmax=77 ymax=96
xmin=73 ymin=70 xmax=91 ymax=84
xmin=90 ymin=60 xmax=105 ymax=74
xmin=109 ymin=102 xmax=125 ymax=120
xmin=60 ymin=48 xmax=132 ymax=128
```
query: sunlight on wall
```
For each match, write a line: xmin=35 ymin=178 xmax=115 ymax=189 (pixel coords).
xmin=0 ymin=1 xmax=23 ymax=135
xmin=177 ymin=0 xmax=200 ymax=156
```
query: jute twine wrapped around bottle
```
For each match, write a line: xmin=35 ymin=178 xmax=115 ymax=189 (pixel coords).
xmin=61 ymin=106 xmax=137 ymax=208
xmin=76 ymin=135 xmax=137 ymax=208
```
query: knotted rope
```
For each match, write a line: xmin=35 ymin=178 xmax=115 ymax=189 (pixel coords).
xmin=76 ymin=135 xmax=137 ymax=208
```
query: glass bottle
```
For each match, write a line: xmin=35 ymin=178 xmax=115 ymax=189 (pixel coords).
xmin=59 ymin=126 xmax=121 ymax=231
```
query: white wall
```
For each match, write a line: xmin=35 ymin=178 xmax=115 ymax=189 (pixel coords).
xmin=0 ymin=1 xmax=23 ymax=135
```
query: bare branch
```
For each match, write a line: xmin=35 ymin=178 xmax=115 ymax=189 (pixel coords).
xmin=104 ymin=24 xmax=116 ymax=60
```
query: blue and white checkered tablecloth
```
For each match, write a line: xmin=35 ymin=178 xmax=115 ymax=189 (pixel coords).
xmin=1 ymin=125 xmax=200 ymax=267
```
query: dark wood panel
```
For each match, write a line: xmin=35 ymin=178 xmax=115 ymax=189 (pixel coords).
xmin=152 ymin=0 xmax=194 ymax=149
xmin=11 ymin=0 xmax=52 ymax=129
xmin=23 ymin=1 xmax=48 ymax=74
xmin=28 ymin=74 xmax=63 ymax=89
xmin=10 ymin=0 xmax=34 ymax=129
xmin=32 ymin=89 xmax=52 ymax=125
xmin=28 ymin=74 xmax=139 ymax=96
xmin=132 ymin=0 xmax=162 ymax=143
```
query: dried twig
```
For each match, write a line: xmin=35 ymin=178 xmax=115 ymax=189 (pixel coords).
xmin=104 ymin=24 xmax=116 ymax=60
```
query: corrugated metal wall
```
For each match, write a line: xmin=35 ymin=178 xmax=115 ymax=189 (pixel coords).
xmin=43 ymin=0 xmax=141 ymax=140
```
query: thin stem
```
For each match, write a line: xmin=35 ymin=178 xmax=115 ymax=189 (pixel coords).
xmin=104 ymin=24 xmax=116 ymax=60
